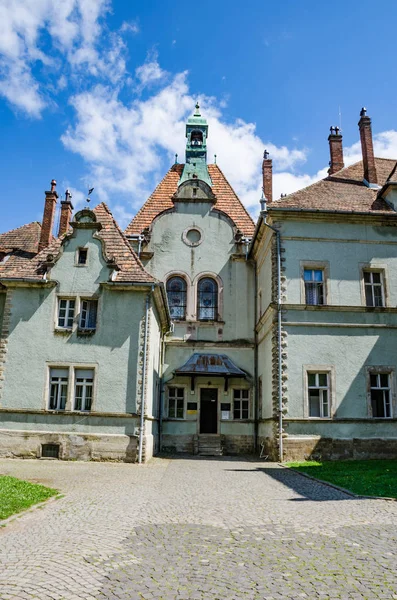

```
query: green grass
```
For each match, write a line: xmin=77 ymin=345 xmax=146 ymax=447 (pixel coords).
xmin=0 ymin=475 xmax=58 ymax=520
xmin=287 ymin=459 xmax=397 ymax=498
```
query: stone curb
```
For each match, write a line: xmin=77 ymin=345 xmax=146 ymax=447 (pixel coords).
xmin=279 ymin=463 xmax=397 ymax=502
xmin=0 ymin=493 xmax=63 ymax=528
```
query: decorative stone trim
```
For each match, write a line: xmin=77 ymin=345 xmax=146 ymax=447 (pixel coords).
xmin=0 ymin=290 xmax=12 ymax=402
xmin=270 ymin=229 xmax=288 ymax=459
xmin=136 ymin=294 xmax=152 ymax=462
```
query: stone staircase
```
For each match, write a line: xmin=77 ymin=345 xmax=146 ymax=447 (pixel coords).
xmin=198 ymin=434 xmax=223 ymax=456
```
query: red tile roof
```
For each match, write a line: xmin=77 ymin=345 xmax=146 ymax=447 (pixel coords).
xmin=125 ymin=163 xmax=255 ymax=236
xmin=0 ymin=203 xmax=155 ymax=284
xmin=269 ymin=158 xmax=397 ymax=214
xmin=0 ymin=222 xmax=41 ymax=253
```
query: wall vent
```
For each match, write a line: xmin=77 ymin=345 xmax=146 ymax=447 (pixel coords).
xmin=41 ymin=443 xmax=60 ymax=459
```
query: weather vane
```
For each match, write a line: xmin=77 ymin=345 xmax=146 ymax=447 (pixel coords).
xmin=86 ymin=187 xmax=94 ymax=204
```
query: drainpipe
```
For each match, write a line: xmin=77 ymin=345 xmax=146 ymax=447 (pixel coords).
xmin=260 ymin=196 xmax=283 ymax=462
xmin=138 ymin=288 xmax=153 ymax=464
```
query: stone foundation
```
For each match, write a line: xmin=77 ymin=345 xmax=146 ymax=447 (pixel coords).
xmin=0 ymin=429 xmax=139 ymax=462
xmin=221 ymin=435 xmax=255 ymax=455
xmin=161 ymin=434 xmax=196 ymax=454
xmin=283 ymin=436 xmax=397 ymax=461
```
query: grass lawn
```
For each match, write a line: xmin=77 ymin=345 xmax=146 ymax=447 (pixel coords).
xmin=0 ymin=475 xmax=58 ymax=520
xmin=287 ymin=459 xmax=397 ymax=498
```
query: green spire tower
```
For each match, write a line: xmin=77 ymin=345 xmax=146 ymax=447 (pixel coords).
xmin=179 ymin=103 xmax=212 ymax=187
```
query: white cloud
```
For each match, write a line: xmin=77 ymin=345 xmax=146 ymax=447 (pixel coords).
xmin=135 ymin=53 xmax=167 ymax=88
xmin=0 ymin=0 xmax=126 ymax=115
xmin=61 ymin=67 xmax=312 ymax=227
xmin=121 ymin=20 xmax=140 ymax=35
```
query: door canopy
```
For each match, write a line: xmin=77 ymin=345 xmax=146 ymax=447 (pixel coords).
xmin=174 ymin=353 xmax=248 ymax=392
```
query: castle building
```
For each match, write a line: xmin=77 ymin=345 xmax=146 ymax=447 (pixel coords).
xmin=1 ymin=106 xmax=397 ymax=461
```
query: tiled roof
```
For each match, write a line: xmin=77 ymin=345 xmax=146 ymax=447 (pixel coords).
xmin=0 ymin=203 xmax=155 ymax=284
xmin=269 ymin=158 xmax=397 ymax=214
xmin=125 ymin=163 xmax=255 ymax=236
xmin=0 ymin=222 xmax=41 ymax=253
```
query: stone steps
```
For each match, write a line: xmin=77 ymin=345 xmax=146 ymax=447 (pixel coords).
xmin=198 ymin=435 xmax=223 ymax=456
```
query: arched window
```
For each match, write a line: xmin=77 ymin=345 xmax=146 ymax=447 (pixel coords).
xmin=191 ymin=130 xmax=203 ymax=146
xmin=198 ymin=278 xmax=218 ymax=321
xmin=166 ymin=277 xmax=187 ymax=320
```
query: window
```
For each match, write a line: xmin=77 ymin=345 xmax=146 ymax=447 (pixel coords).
xmin=364 ymin=271 xmax=384 ymax=307
xmin=198 ymin=278 xmax=218 ymax=320
xmin=191 ymin=130 xmax=203 ymax=146
xmin=168 ymin=387 xmax=184 ymax=419
xmin=166 ymin=277 xmax=187 ymax=320
xmin=370 ymin=372 xmax=392 ymax=418
xmin=304 ymin=269 xmax=324 ymax=305
xmin=49 ymin=368 xmax=68 ymax=410
xmin=74 ymin=369 xmax=94 ymax=411
xmin=307 ymin=372 xmax=330 ymax=417
xmin=78 ymin=248 xmax=88 ymax=265
xmin=79 ymin=300 xmax=98 ymax=330
xmin=58 ymin=298 xmax=75 ymax=329
xmin=233 ymin=389 xmax=249 ymax=420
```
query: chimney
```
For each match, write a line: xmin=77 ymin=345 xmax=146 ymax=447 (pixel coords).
xmin=262 ymin=149 xmax=273 ymax=202
xmin=358 ymin=107 xmax=377 ymax=185
xmin=38 ymin=179 xmax=58 ymax=253
xmin=328 ymin=126 xmax=344 ymax=175
xmin=58 ymin=189 xmax=74 ymax=237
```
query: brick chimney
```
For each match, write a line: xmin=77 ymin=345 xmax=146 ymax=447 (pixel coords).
xmin=262 ymin=150 xmax=273 ymax=202
xmin=58 ymin=189 xmax=74 ymax=237
xmin=38 ymin=179 xmax=58 ymax=253
xmin=358 ymin=107 xmax=377 ymax=185
xmin=328 ymin=126 xmax=344 ymax=175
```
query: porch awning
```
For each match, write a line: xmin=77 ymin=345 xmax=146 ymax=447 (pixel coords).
xmin=174 ymin=353 xmax=248 ymax=390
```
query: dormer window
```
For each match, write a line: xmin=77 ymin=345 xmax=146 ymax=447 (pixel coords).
xmin=78 ymin=248 xmax=88 ymax=265
xmin=191 ymin=130 xmax=203 ymax=146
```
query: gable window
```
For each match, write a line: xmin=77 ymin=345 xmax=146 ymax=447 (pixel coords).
xmin=166 ymin=277 xmax=187 ymax=320
xmin=49 ymin=368 xmax=69 ymax=410
xmin=198 ymin=277 xmax=218 ymax=321
xmin=74 ymin=369 xmax=94 ymax=411
xmin=304 ymin=269 xmax=324 ymax=305
xmin=79 ymin=300 xmax=98 ymax=330
xmin=78 ymin=248 xmax=88 ymax=265
xmin=58 ymin=299 xmax=75 ymax=329
xmin=233 ymin=389 xmax=249 ymax=420
xmin=370 ymin=372 xmax=392 ymax=418
xmin=364 ymin=271 xmax=384 ymax=307
xmin=307 ymin=372 xmax=330 ymax=417
xmin=168 ymin=387 xmax=184 ymax=419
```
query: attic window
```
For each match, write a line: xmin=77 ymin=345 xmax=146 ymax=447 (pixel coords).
xmin=78 ymin=248 xmax=88 ymax=265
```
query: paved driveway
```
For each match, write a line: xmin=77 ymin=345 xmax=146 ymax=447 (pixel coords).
xmin=0 ymin=457 xmax=397 ymax=599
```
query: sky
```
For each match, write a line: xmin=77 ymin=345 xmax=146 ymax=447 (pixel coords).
xmin=2 ymin=0 xmax=397 ymax=234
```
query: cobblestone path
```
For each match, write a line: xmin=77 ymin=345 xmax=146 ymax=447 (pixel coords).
xmin=0 ymin=457 xmax=397 ymax=599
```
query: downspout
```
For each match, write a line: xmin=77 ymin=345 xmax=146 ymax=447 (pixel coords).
xmin=138 ymin=287 xmax=153 ymax=464
xmin=260 ymin=197 xmax=283 ymax=462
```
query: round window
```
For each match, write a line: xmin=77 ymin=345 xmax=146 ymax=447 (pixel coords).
xmin=182 ymin=227 xmax=203 ymax=247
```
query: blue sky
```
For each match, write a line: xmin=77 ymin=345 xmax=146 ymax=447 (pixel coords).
xmin=2 ymin=0 xmax=397 ymax=233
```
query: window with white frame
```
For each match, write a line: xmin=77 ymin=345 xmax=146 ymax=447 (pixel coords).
xmin=49 ymin=368 xmax=69 ymax=410
xmin=370 ymin=372 xmax=392 ymax=418
xmin=304 ymin=269 xmax=325 ymax=305
xmin=74 ymin=369 xmax=94 ymax=411
xmin=79 ymin=300 xmax=98 ymax=330
xmin=57 ymin=298 xmax=75 ymax=328
xmin=307 ymin=372 xmax=330 ymax=417
xmin=168 ymin=387 xmax=184 ymax=419
xmin=233 ymin=389 xmax=249 ymax=420
xmin=364 ymin=271 xmax=384 ymax=307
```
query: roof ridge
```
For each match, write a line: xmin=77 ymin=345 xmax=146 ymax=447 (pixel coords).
xmin=208 ymin=164 xmax=254 ymax=228
xmin=93 ymin=202 xmax=153 ymax=277
xmin=0 ymin=221 xmax=41 ymax=237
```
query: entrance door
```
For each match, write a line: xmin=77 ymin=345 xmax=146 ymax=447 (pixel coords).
xmin=200 ymin=388 xmax=218 ymax=434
